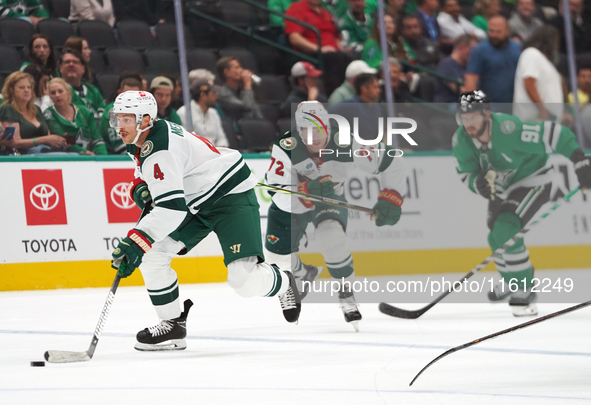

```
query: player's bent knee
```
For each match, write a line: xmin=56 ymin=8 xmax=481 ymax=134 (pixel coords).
xmin=488 ymin=212 xmax=523 ymax=251
xmin=315 ymin=219 xmax=347 ymax=254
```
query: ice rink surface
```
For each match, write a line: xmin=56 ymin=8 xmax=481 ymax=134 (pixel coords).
xmin=2 ymin=269 xmax=591 ymax=405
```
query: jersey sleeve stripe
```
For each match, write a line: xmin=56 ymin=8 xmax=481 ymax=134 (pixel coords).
xmin=542 ymin=122 xmax=553 ymax=153
xmin=147 ymin=280 xmax=179 ymax=294
xmin=155 ymin=197 xmax=187 ymax=212
xmin=550 ymin=123 xmax=560 ymax=151
xmin=188 ymin=159 xmax=250 ymax=209
xmin=154 ymin=190 xmax=184 ymax=203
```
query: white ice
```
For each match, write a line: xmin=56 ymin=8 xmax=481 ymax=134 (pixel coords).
xmin=1 ymin=269 xmax=591 ymax=405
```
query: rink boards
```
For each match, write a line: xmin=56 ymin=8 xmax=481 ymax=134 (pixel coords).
xmin=1 ymin=153 xmax=590 ymax=290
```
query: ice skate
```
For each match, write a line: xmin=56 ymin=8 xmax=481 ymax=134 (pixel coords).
xmin=135 ymin=299 xmax=193 ymax=351
xmin=294 ymin=263 xmax=323 ymax=300
xmin=278 ymin=270 xmax=301 ymax=323
xmin=487 ymin=279 xmax=513 ymax=302
xmin=509 ymin=291 xmax=538 ymax=317
xmin=338 ymin=284 xmax=362 ymax=332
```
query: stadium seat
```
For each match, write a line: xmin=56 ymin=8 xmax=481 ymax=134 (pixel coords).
xmin=155 ymin=22 xmax=194 ymax=50
xmin=96 ymin=72 xmax=120 ymax=103
xmin=0 ymin=45 xmax=23 ymax=74
xmin=105 ymin=47 xmax=144 ymax=74
xmin=221 ymin=119 xmax=241 ymax=150
xmin=117 ymin=20 xmax=156 ymax=50
xmin=88 ymin=48 xmax=107 ymax=74
xmin=144 ymin=49 xmax=180 ymax=74
xmin=220 ymin=0 xmax=252 ymax=29
xmin=219 ymin=47 xmax=258 ymax=73
xmin=259 ymin=103 xmax=280 ymax=124
xmin=238 ymin=118 xmax=277 ymax=152
xmin=78 ymin=20 xmax=118 ymax=49
xmin=37 ymin=19 xmax=75 ymax=48
xmin=276 ymin=117 xmax=292 ymax=135
xmin=254 ymin=74 xmax=288 ymax=105
xmin=186 ymin=49 xmax=217 ymax=73
xmin=0 ymin=19 xmax=35 ymax=48
xmin=50 ymin=0 xmax=71 ymax=19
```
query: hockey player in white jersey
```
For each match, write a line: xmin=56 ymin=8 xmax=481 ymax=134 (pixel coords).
xmin=264 ymin=101 xmax=406 ymax=330
xmin=109 ymin=91 xmax=301 ymax=351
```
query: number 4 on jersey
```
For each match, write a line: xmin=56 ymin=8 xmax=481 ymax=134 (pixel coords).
xmin=154 ymin=164 xmax=164 ymax=180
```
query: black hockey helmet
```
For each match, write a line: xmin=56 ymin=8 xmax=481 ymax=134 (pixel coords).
xmin=456 ymin=90 xmax=490 ymax=125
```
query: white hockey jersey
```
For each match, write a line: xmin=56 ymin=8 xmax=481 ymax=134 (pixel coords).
xmin=128 ymin=119 xmax=257 ymax=242
xmin=266 ymin=130 xmax=406 ymax=214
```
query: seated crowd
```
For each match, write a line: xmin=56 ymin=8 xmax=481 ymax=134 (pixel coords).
xmin=0 ymin=0 xmax=590 ymax=156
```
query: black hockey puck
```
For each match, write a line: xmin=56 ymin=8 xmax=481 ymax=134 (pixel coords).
xmin=30 ymin=361 xmax=45 ymax=367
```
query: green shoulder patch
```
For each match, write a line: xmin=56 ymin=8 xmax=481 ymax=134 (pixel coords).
xmin=451 ymin=133 xmax=458 ymax=147
xmin=140 ymin=140 xmax=154 ymax=157
xmin=333 ymin=132 xmax=349 ymax=148
xmin=279 ymin=137 xmax=297 ymax=150
xmin=500 ymin=120 xmax=516 ymax=134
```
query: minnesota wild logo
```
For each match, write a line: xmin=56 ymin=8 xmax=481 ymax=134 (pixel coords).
xmin=140 ymin=141 xmax=154 ymax=157
xmin=267 ymin=235 xmax=280 ymax=244
xmin=280 ymin=137 xmax=297 ymax=150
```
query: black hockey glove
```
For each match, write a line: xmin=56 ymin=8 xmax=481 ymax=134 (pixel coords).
xmin=570 ymin=149 xmax=591 ymax=191
xmin=474 ymin=170 xmax=496 ymax=200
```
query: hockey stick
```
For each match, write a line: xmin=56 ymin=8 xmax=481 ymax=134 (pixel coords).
xmin=379 ymin=187 xmax=581 ymax=320
xmin=44 ymin=274 xmax=121 ymax=363
xmin=410 ymin=298 xmax=591 ymax=386
xmin=44 ymin=203 xmax=152 ymax=363
xmin=257 ymin=182 xmax=375 ymax=214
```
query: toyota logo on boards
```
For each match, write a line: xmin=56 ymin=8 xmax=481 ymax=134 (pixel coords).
xmin=30 ymin=184 xmax=60 ymax=211
xmin=111 ymin=182 xmax=135 ymax=209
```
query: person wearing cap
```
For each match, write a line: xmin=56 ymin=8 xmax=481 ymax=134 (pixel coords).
xmin=177 ymin=79 xmax=229 ymax=148
xmin=280 ymin=61 xmax=328 ymax=118
xmin=149 ymin=76 xmax=182 ymax=126
xmin=328 ymin=60 xmax=376 ymax=104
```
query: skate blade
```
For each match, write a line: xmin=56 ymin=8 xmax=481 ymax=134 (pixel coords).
xmin=348 ymin=320 xmax=360 ymax=332
xmin=511 ymin=304 xmax=538 ymax=317
xmin=134 ymin=339 xmax=187 ymax=351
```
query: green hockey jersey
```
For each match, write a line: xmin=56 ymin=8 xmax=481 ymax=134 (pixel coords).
xmin=0 ymin=0 xmax=48 ymax=18
xmin=452 ymin=112 xmax=580 ymax=197
xmin=44 ymin=104 xmax=107 ymax=155
xmin=99 ymin=102 xmax=126 ymax=154
xmin=69 ymin=83 xmax=106 ymax=121
xmin=266 ymin=127 xmax=406 ymax=214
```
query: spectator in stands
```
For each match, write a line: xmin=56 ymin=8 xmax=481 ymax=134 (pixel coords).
xmin=400 ymin=14 xmax=442 ymax=70
xmin=362 ymin=12 xmax=409 ymax=69
xmin=342 ymin=73 xmax=384 ymax=142
xmin=380 ymin=57 xmax=413 ymax=103
xmin=165 ymin=74 xmax=183 ymax=110
xmin=338 ymin=0 xmax=374 ymax=58
xmin=284 ymin=0 xmax=350 ymax=95
xmin=513 ymin=25 xmax=564 ymax=122
xmin=268 ymin=0 xmax=298 ymax=27
xmin=548 ymin=0 xmax=590 ymax=53
xmin=0 ymin=0 xmax=48 ymax=26
xmin=177 ymin=78 xmax=229 ymax=148
xmin=64 ymin=36 xmax=98 ymax=87
xmin=434 ymin=34 xmax=478 ymax=103
xmin=20 ymin=34 xmax=57 ymax=76
xmin=437 ymin=0 xmax=486 ymax=41
xmin=149 ymin=76 xmax=182 ymax=125
xmin=112 ymin=0 xmax=164 ymax=26
xmin=188 ymin=69 xmax=215 ymax=88
xmin=386 ymin=0 xmax=407 ymax=22
xmin=44 ymin=78 xmax=107 ymax=155
xmin=58 ymin=48 xmax=106 ymax=121
xmin=98 ymin=76 xmax=142 ymax=154
xmin=216 ymin=56 xmax=263 ymax=124
xmin=69 ymin=0 xmax=116 ymax=27
xmin=568 ymin=66 xmax=591 ymax=107
xmin=329 ymin=60 xmax=376 ymax=103
xmin=464 ymin=16 xmax=521 ymax=105
xmin=343 ymin=73 xmax=382 ymax=103
xmin=0 ymin=71 xmax=66 ymax=154
xmin=412 ymin=0 xmax=441 ymax=43
xmin=281 ymin=61 xmax=327 ymax=117
xmin=471 ymin=0 xmax=501 ymax=32
xmin=23 ymin=64 xmax=51 ymax=111
xmin=508 ymin=0 xmax=543 ymax=42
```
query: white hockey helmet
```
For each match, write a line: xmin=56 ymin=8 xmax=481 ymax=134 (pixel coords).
xmin=109 ymin=91 xmax=158 ymax=143
xmin=295 ymin=100 xmax=331 ymax=140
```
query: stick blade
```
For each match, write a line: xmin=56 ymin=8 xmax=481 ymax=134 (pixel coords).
xmin=44 ymin=350 xmax=91 ymax=363
xmin=378 ymin=302 xmax=423 ymax=319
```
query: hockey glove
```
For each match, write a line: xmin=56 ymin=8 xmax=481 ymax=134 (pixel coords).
xmin=128 ymin=178 xmax=152 ymax=210
xmin=474 ymin=170 xmax=496 ymax=200
xmin=297 ymin=175 xmax=336 ymax=208
xmin=571 ymin=149 xmax=591 ymax=191
xmin=371 ymin=189 xmax=403 ymax=227
xmin=111 ymin=229 xmax=153 ymax=277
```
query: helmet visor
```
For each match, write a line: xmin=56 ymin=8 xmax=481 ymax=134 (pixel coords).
xmin=109 ymin=111 xmax=137 ymax=129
